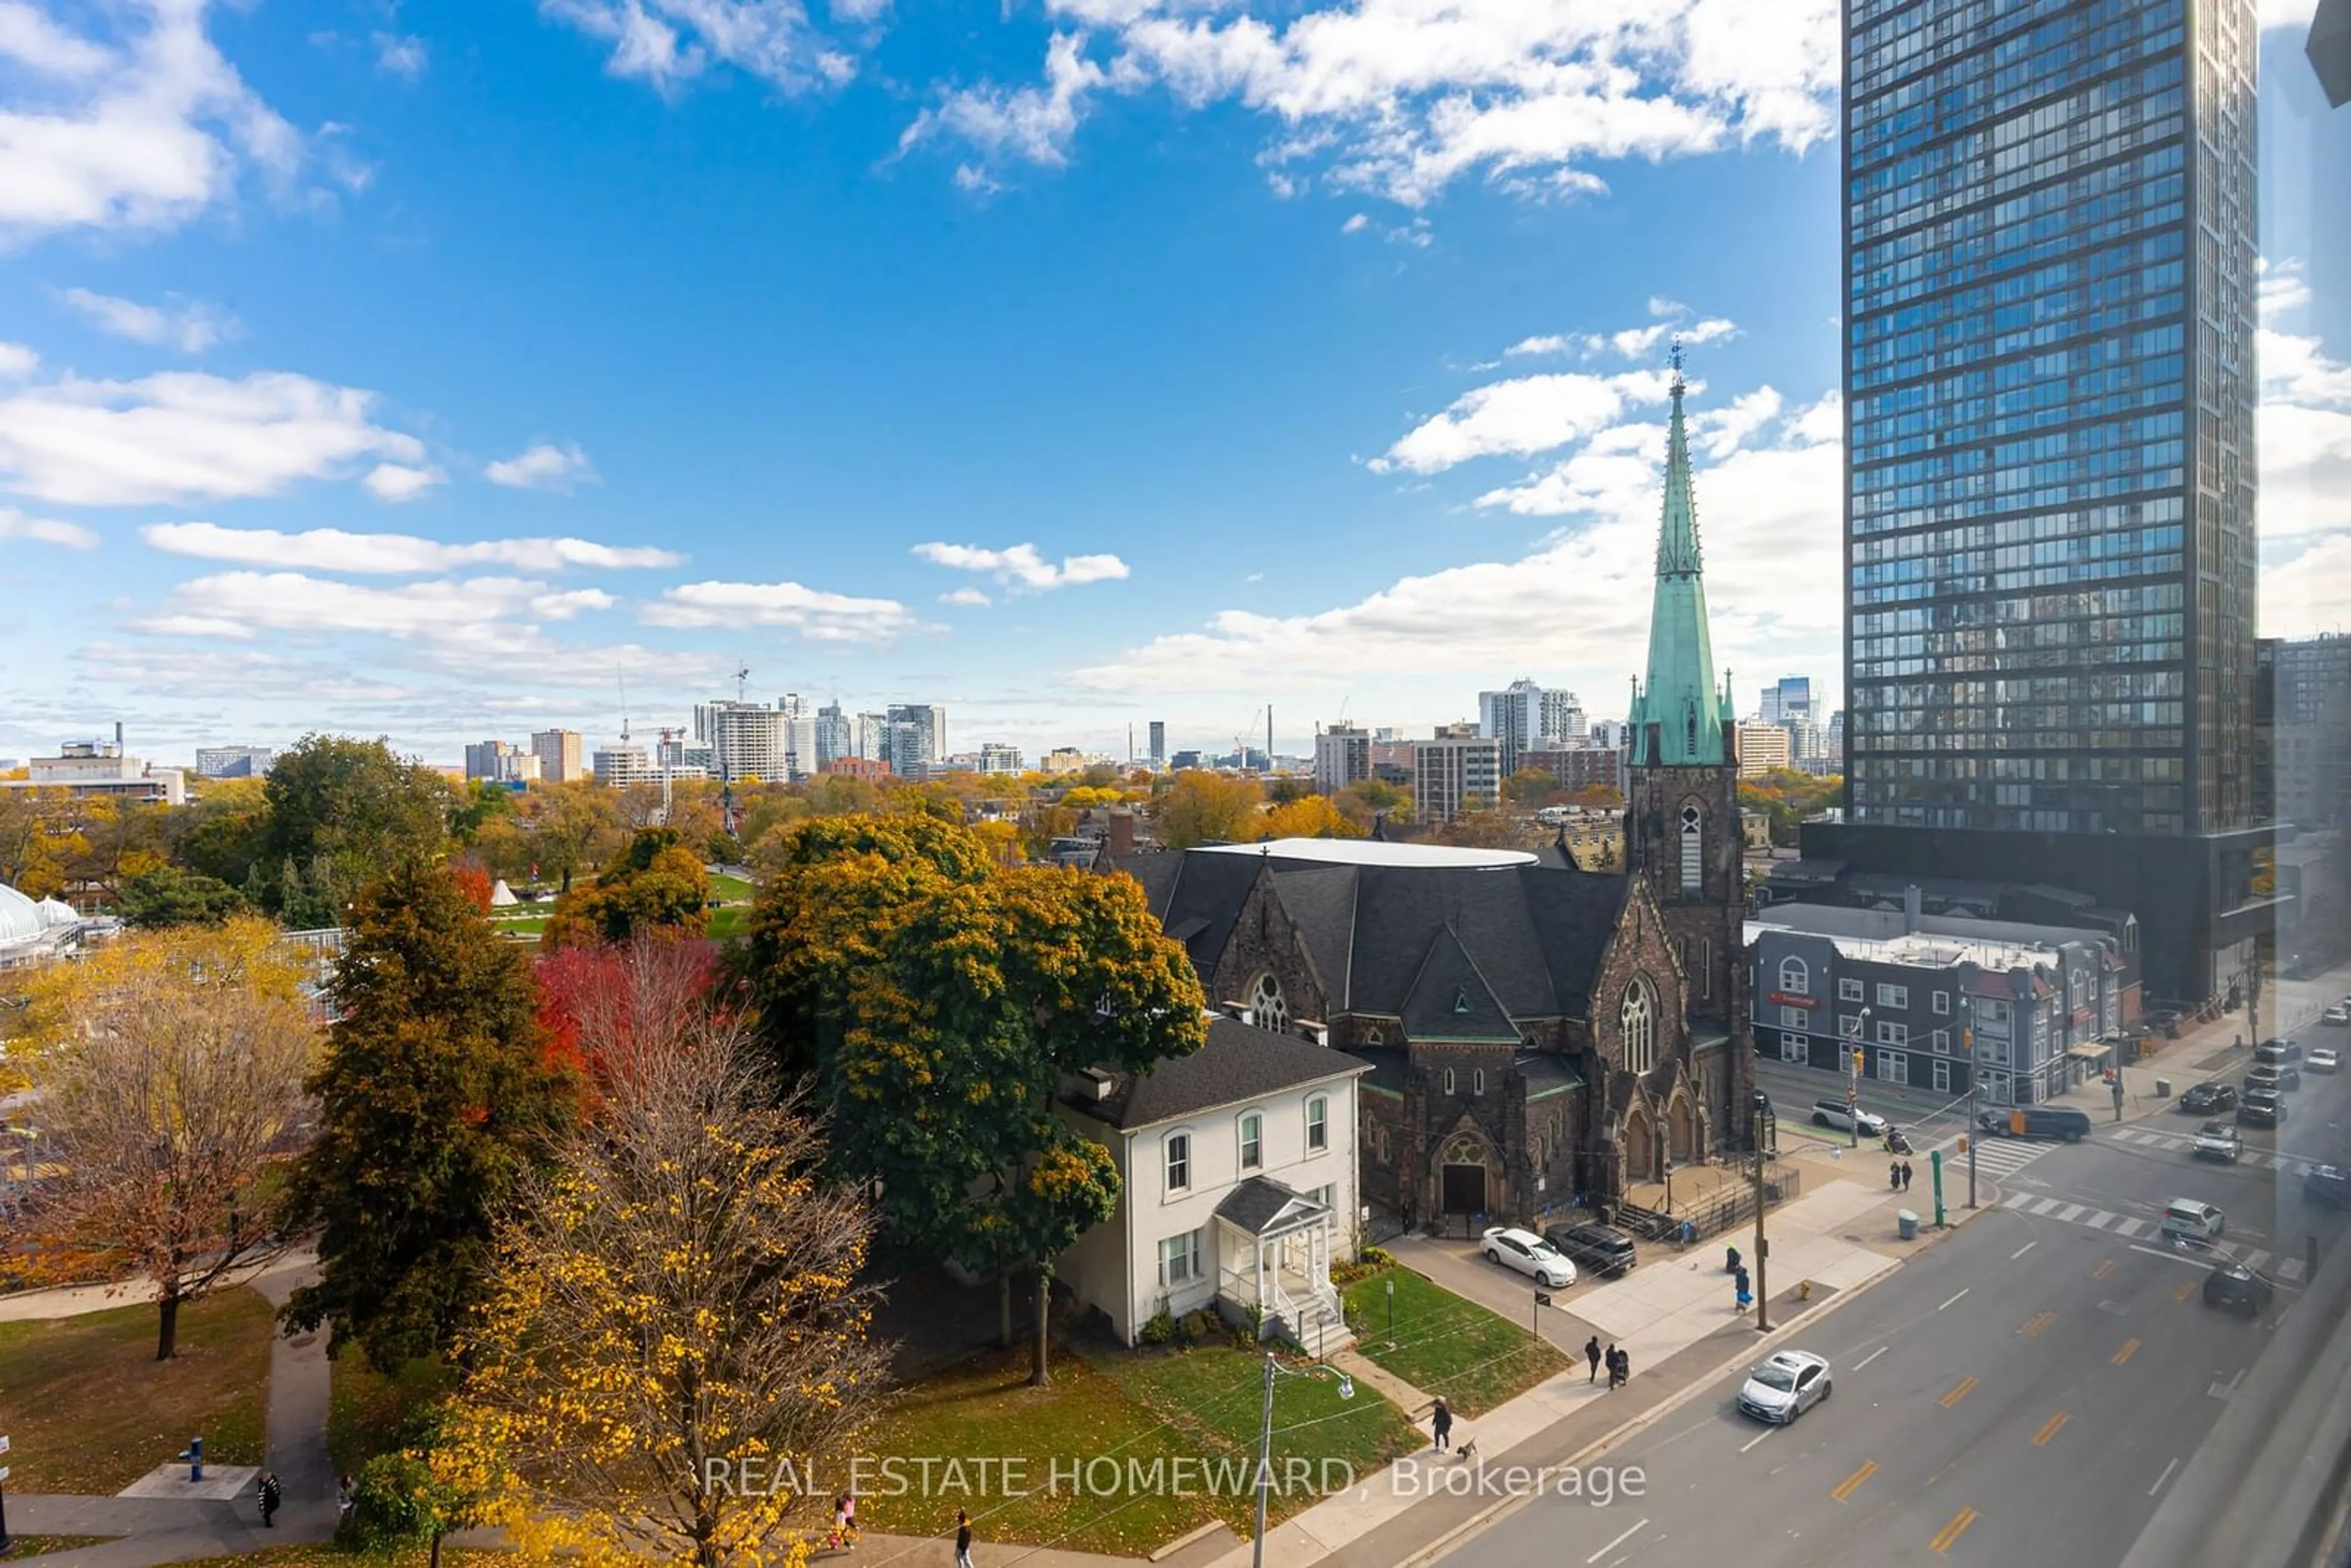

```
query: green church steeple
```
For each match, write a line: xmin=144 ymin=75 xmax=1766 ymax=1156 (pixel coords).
xmin=1629 ymin=347 xmax=1734 ymax=768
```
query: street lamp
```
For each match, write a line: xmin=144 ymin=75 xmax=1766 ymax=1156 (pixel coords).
xmin=1252 ymin=1352 xmax=1354 ymax=1568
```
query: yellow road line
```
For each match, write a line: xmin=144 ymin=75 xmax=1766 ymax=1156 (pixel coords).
xmin=1940 ymin=1375 xmax=1978 ymax=1408
xmin=2022 ymin=1311 xmax=2057 ymax=1337
xmin=2033 ymin=1411 xmax=2071 ymax=1447
xmin=1931 ymin=1507 xmax=1980 ymax=1554
xmin=2174 ymin=1279 xmax=2198 ymax=1303
xmin=2112 ymin=1338 xmax=2140 ymax=1365
xmin=1832 ymin=1460 xmax=1878 ymax=1502
xmin=2093 ymin=1259 xmax=2117 ymax=1280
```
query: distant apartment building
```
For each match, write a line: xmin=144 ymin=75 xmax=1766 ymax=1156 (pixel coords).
xmin=195 ymin=745 xmax=276 ymax=779
xmin=1736 ymin=722 xmax=1793 ymax=778
xmin=2258 ymin=634 xmax=2351 ymax=827
xmin=1169 ymin=750 xmax=1205 ymax=770
xmin=1589 ymin=719 xmax=1630 ymax=752
xmin=464 ymin=740 xmax=522 ymax=781
xmin=854 ymin=711 xmax=887 ymax=760
xmin=694 ymin=701 xmax=790 ymax=783
xmin=1041 ymin=748 xmax=1091 ymax=774
xmin=1413 ymin=724 xmax=1502 ymax=823
xmin=1 ymin=738 xmax=186 ymax=806
xmin=822 ymin=756 xmax=893 ymax=782
xmin=979 ymin=742 xmax=1025 ymax=775
xmin=530 ymin=729 xmax=586 ymax=784
xmin=1758 ymin=677 xmax=1813 ymax=727
xmin=1314 ymin=722 xmax=1371 ymax=795
xmin=1148 ymin=721 xmax=1167 ymax=767
xmin=656 ymin=737 xmax=715 ymax=773
xmin=593 ymin=745 xmax=658 ymax=787
xmin=884 ymin=704 xmax=945 ymax=777
xmin=1479 ymin=679 xmax=1584 ymax=776
xmin=815 ymin=703 xmax=853 ymax=771
xmin=1520 ymin=746 xmax=1625 ymax=796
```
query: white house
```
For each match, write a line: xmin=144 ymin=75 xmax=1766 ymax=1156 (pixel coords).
xmin=1056 ymin=1014 xmax=1371 ymax=1352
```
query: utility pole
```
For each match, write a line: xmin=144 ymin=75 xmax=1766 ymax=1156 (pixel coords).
xmin=1252 ymin=1353 xmax=1276 ymax=1568
xmin=1966 ymin=1024 xmax=1979 ymax=1209
xmin=1845 ymin=1007 xmax=1870 ymax=1148
xmin=1752 ymin=1093 xmax=1771 ymax=1331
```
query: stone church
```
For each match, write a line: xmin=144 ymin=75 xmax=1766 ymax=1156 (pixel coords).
xmin=1104 ymin=359 xmax=1753 ymax=1227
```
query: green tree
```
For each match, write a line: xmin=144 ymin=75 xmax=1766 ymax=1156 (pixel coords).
xmin=257 ymin=736 xmax=456 ymax=915
xmin=749 ymin=816 xmax=1204 ymax=1383
xmin=170 ymin=776 xmax=275 ymax=887
xmin=116 ymin=865 xmax=249 ymax=927
xmin=540 ymin=828 xmax=710 ymax=948
xmin=1501 ymin=767 xmax=1562 ymax=807
xmin=1152 ymin=770 xmax=1261 ymax=848
xmin=281 ymin=860 xmax=580 ymax=1371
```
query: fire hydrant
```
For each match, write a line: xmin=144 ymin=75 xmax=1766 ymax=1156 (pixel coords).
xmin=1798 ymin=1280 xmax=1813 ymax=1302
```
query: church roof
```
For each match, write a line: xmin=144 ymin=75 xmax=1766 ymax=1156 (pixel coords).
xmin=1106 ymin=849 xmax=1635 ymax=1026
xmin=1628 ymin=350 xmax=1736 ymax=769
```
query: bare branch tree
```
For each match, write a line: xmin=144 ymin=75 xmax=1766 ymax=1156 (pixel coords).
xmin=31 ymin=961 xmax=315 ymax=1359
xmin=448 ymin=942 xmax=893 ymax=1568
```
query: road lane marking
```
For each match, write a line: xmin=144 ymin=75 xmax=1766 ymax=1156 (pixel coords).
xmin=2011 ymin=1240 xmax=2037 ymax=1259
xmin=2004 ymin=1191 xmax=2032 ymax=1209
xmin=1940 ymin=1288 xmax=1971 ymax=1310
xmin=2032 ymin=1411 xmax=2071 ymax=1447
xmin=2115 ymin=1217 xmax=2145 ymax=1237
xmin=1741 ymin=1428 xmax=1774 ymax=1452
xmin=1586 ymin=1518 xmax=1647 ymax=1564
xmin=2150 ymin=1457 xmax=2180 ymax=1496
xmin=2056 ymin=1204 xmax=2087 ymax=1222
xmin=2028 ymin=1197 xmax=2063 ymax=1216
xmin=1940 ymin=1376 xmax=1978 ymax=1408
xmin=1855 ymin=1346 xmax=1889 ymax=1370
xmin=1832 ymin=1460 xmax=1878 ymax=1502
xmin=2093 ymin=1259 xmax=2117 ymax=1280
xmin=2241 ymin=1248 xmax=2270 ymax=1270
xmin=1930 ymin=1507 xmax=1979 ymax=1554
xmin=2086 ymin=1210 xmax=2119 ymax=1229
xmin=2173 ymin=1278 xmax=2199 ymax=1303
xmin=2113 ymin=1338 xmax=2140 ymax=1365
xmin=2022 ymin=1311 xmax=2057 ymax=1338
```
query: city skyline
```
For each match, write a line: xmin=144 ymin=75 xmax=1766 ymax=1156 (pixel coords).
xmin=0 ymin=2 xmax=2343 ymax=767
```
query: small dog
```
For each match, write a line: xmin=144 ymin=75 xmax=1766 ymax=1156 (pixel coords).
xmin=1457 ymin=1436 xmax=1479 ymax=1461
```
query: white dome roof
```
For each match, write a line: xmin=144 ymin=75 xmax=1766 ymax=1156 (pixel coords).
xmin=0 ymin=883 xmax=45 ymax=945
xmin=38 ymin=896 xmax=78 ymax=929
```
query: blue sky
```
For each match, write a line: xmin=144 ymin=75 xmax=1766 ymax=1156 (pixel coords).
xmin=1 ymin=0 xmax=2345 ymax=768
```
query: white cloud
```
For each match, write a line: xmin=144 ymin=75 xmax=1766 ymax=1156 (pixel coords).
xmin=2261 ymin=0 xmax=2318 ymax=29
xmin=132 ymin=572 xmax=621 ymax=647
xmin=363 ymin=462 xmax=445 ymax=502
xmin=0 ymin=505 xmax=97 ymax=548
xmin=0 ymin=0 xmax=309 ymax=241
xmin=58 ymin=287 xmax=238 ymax=353
xmin=913 ymin=540 xmax=1131 ymax=591
xmin=485 ymin=441 xmax=596 ymax=490
xmin=0 ymin=342 xmax=34 ymax=379
xmin=541 ymin=0 xmax=859 ymax=97
xmin=643 ymin=580 xmax=926 ymax=643
xmin=374 ymin=31 xmax=428 ymax=78
xmin=2260 ymin=329 xmax=2351 ymax=546
xmin=2264 ymin=535 xmax=2351 ymax=638
xmin=142 ymin=521 xmax=685 ymax=574
xmin=0 ymin=368 xmax=428 ymax=506
xmin=906 ymin=0 xmax=1839 ymax=204
xmin=2259 ymin=258 xmax=2311 ymax=321
xmin=940 ymin=586 xmax=992 ymax=606
xmin=2262 ymin=327 xmax=2351 ymax=407
xmin=1340 ymin=211 xmax=1368 ymax=233
xmin=1505 ymin=313 xmax=1738 ymax=361
xmin=1373 ymin=367 xmax=1670 ymax=475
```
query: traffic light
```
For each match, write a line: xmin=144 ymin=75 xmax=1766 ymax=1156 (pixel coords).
xmin=1852 ymin=1049 xmax=1866 ymax=1074
xmin=1957 ymin=1136 xmax=1970 ymax=1153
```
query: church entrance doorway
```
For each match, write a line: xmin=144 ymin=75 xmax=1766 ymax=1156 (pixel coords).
xmin=1441 ymin=1164 xmax=1487 ymax=1217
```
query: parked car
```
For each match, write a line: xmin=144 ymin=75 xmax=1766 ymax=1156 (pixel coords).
xmin=2306 ymin=1165 xmax=2351 ymax=1210
xmin=2248 ymin=1062 xmax=2301 ymax=1095
xmin=1482 ymin=1226 xmax=1577 ymax=1289
xmin=1542 ymin=1221 xmax=1639 ymax=1278
xmin=1812 ymin=1100 xmax=1888 ymax=1137
xmin=2257 ymin=1038 xmax=2303 ymax=1062
xmin=2238 ymin=1089 xmax=2286 ymax=1128
xmin=2322 ymin=1005 xmax=2349 ymax=1027
xmin=2192 ymin=1121 xmax=2241 ymax=1163
xmin=2252 ymin=1046 xmax=2304 ymax=1089
xmin=1738 ymin=1350 xmax=1832 ymax=1424
xmin=2203 ymin=1260 xmax=2274 ymax=1316
xmin=2180 ymin=1082 xmax=2240 ymax=1115
xmin=2308 ymin=1045 xmax=2341 ymax=1073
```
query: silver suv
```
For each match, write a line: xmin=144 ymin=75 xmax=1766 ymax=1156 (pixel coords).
xmin=1811 ymin=1099 xmax=1888 ymax=1136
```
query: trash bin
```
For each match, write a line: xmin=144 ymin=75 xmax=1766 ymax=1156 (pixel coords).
xmin=1897 ymin=1209 xmax=1919 ymax=1240
xmin=2155 ymin=1078 xmax=2172 ymax=1098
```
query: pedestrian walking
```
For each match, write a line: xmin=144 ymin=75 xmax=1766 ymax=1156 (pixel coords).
xmin=337 ymin=1474 xmax=356 ymax=1516
xmin=1431 ymin=1397 xmax=1453 ymax=1453
xmin=1584 ymin=1335 xmax=1603 ymax=1383
xmin=1901 ymin=1160 xmax=1914 ymax=1191
xmin=258 ymin=1472 xmax=282 ymax=1529
xmin=955 ymin=1510 xmax=974 ymax=1568
xmin=1603 ymin=1343 xmax=1619 ymax=1390
xmin=1889 ymin=1160 xmax=1902 ymax=1190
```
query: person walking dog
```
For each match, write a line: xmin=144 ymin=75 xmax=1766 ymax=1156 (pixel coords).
xmin=1431 ymin=1396 xmax=1454 ymax=1453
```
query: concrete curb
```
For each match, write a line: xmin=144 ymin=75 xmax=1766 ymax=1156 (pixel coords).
xmin=1386 ymin=1199 xmax=1987 ymax=1568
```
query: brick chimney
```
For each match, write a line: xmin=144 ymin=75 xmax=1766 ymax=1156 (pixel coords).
xmin=1107 ymin=809 xmax=1136 ymax=857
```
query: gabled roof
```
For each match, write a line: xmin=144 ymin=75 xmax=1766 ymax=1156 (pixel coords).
xmin=1215 ymin=1177 xmax=1329 ymax=1237
xmin=1401 ymin=926 xmax=1520 ymax=1041
xmin=1060 ymin=1015 xmax=1370 ymax=1131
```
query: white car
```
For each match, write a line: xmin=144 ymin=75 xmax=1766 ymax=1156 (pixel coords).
xmin=1811 ymin=1099 xmax=1888 ymax=1137
xmin=1739 ymin=1349 xmax=1832 ymax=1424
xmin=2192 ymin=1120 xmax=2241 ymax=1163
xmin=1481 ymin=1226 xmax=1577 ymax=1288
xmin=2309 ymin=1045 xmax=2342 ymax=1073
xmin=2322 ymin=1006 xmax=2349 ymax=1027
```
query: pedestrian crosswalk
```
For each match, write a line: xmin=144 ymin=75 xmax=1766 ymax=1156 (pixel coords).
xmin=1997 ymin=1187 xmax=2309 ymax=1281
xmin=1931 ymin=1132 xmax=2063 ymax=1184
xmin=2109 ymin=1123 xmax=2333 ymax=1176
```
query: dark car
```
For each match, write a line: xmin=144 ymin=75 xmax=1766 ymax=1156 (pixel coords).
xmin=1543 ymin=1221 xmax=1640 ymax=1278
xmin=1978 ymin=1106 xmax=2092 ymax=1142
xmin=2256 ymin=1038 xmax=2303 ymax=1062
xmin=2306 ymin=1166 xmax=2351 ymax=1210
xmin=2238 ymin=1089 xmax=2285 ymax=1128
xmin=2248 ymin=1062 xmax=2302 ymax=1097
xmin=2180 ymin=1082 xmax=2239 ymax=1115
xmin=2252 ymin=1045 xmax=2304 ymax=1089
xmin=2203 ymin=1260 xmax=2275 ymax=1316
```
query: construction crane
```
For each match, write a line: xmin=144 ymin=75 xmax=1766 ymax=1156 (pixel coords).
xmin=1237 ymin=707 xmax=1262 ymax=770
xmin=733 ymin=662 xmax=752 ymax=704
xmin=617 ymin=668 xmax=632 ymax=746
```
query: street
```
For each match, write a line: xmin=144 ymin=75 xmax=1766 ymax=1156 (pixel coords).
xmin=1435 ymin=976 xmax=2351 ymax=1568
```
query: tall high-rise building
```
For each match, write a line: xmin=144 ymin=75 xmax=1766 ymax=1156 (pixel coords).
xmin=465 ymin=740 xmax=522 ymax=781
xmin=1823 ymin=0 xmax=2264 ymax=1000
xmin=530 ymin=729 xmax=585 ymax=784
xmin=883 ymin=703 xmax=945 ymax=777
xmin=695 ymin=701 xmax=789 ymax=783
xmin=815 ymin=703 xmax=852 ymax=771
xmin=1478 ymin=679 xmax=1584 ymax=776
xmin=1757 ymin=677 xmax=1812 ymax=727
xmin=1313 ymin=722 xmax=1370 ymax=795
xmin=1148 ymin=720 xmax=1166 ymax=767
xmin=855 ymin=711 xmax=887 ymax=761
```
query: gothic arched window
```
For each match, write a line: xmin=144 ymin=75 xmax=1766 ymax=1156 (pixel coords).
xmin=1779 ymin=956 xmax=1809 ymax=996
xmin=1621 ymin=980 xmax=1657 ymax=1075
xmin=1247 ymin=972 xmax=1288 ymax=1033
xmin=1680 ymin=804 xmax=1703 ymax=893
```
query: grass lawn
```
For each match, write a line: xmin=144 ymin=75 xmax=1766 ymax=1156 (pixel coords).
xmin=1340 ymin=1268 xmax=1570 ymax=1417
xmin=328 ymin=1354 xmax=454 ymax=1473
xmin=2 ymin=1539 xmax=115 ymax=1561
xmin=0 ymin=1286 xmax=275 ymax=1492
xmin=707 ymin=906 xmax=749 ymax=941
xmin=708 ymin=872 xmax=756 ymax=901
